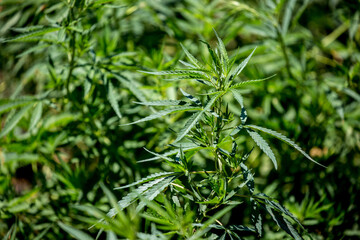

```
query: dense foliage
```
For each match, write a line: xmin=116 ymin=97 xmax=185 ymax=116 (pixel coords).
xmin=0 ymin=0 xmax=359 ymax=239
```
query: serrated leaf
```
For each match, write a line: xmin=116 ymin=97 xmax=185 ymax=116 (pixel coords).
xmin=200 ymin=40 xmax=223 ymax=76
xmin=4 ymin=27 xmax=61 ymax=42
xmin=108 ymin=178 xmax=166 ymax=218
xmin=114 ymin=172 xmax=175 ymax=190
xmin=246 ymin=125 xmax=326 ymax=168
xmin=0 ymin=104 xmax=32 ymax=138
xmin=173 ymin=92 xmax=222 ymax=143
xmin=231 ymin=89 xmax=244 ymax=108
xmin=136 ymin=175 xmax=178 ymax=211
xmin=107 ymin=81 xmax=122 ymax=119
xmin=122 ymin=106 xmax=202 ymax=126
xmin=230 ymin=47 xmax=256 ymax=80
xmin=29 ymin=102 xmax=43 ymax=131
xmin=264 ymin=198 xmax=303 ymax=229
xmin=140 ymin=70 xmax=212 ymax=83
xmin=0 ymin=99 xmax=35 ymax=114
xmin=264 ymin=205 xmax=303 ymax=240
xmin=180 ymin=88 xmax=202 ymax=106
xmin=180 ymin=43 xmax=202 ymax=68
xmin=58 ymin=222 xmax=94 ymax=240
xmin=137 ymin=145 xmax=201 ymax=163
xmin=213 ymin=29 xmax=229 ymax=72
xmin=230 ymin=74 xmax=276 ymax=89
xmin=246 ymin=129 xmax=277 ymax=169
xmin=133 ymin=100 xmax=188 ymax=106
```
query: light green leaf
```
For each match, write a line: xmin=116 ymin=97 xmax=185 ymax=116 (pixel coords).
xmin=29 ymin=102 xmax=43 ymax=131
xmin=231 ymin=89 xmax=244 ymax=108
xmin=0 ymin=99 xmax=35 ymax=114
xmin=180 ymin=43 xmax=202 ymax=68
xmin=136 ymin=175 xmax=178 ymax=211
xmin=107 ymin=81 xmax=122 ymax=119
xmin=0 ymin=104 xmax=32 ymax=138
xmin=114 ymin=172 xmax=175 ymax=190
xmin=4 ymin=27 xmax=61 ymax=42
xmin=230 ymin=74 xmax=276 ymax=89
xmin=246 ymin=129 xmax=277 ymax=169
xmin=282 ymin=0 xmax=296 ymax=36
xmin=58 ymin=222 xmax=94 ymax=240
xmin=231 ymin=47 xmax=256 ymax=79
xmin=213 ymin=29 xmax=229 ymax=72
xmin=122 ymin=106 xmax=202 ymax=126
xmin=246 ymin=125 xmax=326 ymax=168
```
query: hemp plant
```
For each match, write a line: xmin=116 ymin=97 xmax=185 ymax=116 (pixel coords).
xmin=108 ymin=30 xmax=325 ymax=239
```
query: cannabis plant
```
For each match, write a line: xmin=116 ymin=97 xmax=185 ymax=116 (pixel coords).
xmin=105 ymin=30 xmax=325 ymax=239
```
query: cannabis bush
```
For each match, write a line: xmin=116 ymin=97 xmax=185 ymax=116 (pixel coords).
xmin=97 ymin=30 xmax=324 ymax=239
xmin=1 ymin=0 xmax=359 ymax=239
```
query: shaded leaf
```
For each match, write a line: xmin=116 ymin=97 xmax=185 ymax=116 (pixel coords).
xmin=0 ymin=104 xmax=32 ymax=138
xmin=29 ymin=102 xmax=43 ymax=131
xmin=265 ymin=205 xmax=303 ymax=240
xmin=246 ymin=125 xmax=326 ymax=168
xmin=114 ymin=172 xmax=176 ymax=190
xmin=122 ymin=106 xmax=202 ymax=126
xmin=246 ymin=129 xmax=277 ymax=169
xmin=58 ymin=222 xmax=93 ymax=240
xmin=107 ymin=81 xmax=122 ymax=119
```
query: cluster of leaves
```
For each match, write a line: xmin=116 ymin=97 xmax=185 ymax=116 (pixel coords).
xmin=1 ymin=0 xmax=359 ymax=239
xmin=100 ymin=30 xmax=325 ymax=239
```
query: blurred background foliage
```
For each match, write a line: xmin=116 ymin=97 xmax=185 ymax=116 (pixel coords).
xmin=0 ymin=0 xmax=359 ymax=239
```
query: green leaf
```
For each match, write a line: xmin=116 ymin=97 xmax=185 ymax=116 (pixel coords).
xmin=58 ymin=222 xmax=94 ymax=240
xmin=200 ymin=40 xmax=223 ymax=76
xmin=138 ymin=145 xmax=202 ymax=163
xmin=107 ymin=81 xmax=122 ymax=119
xmin=29 ymin=102 xmax=43 ymax=131
xmin=213 ymin=29 xmax=229 ymax=71
xmin=140 ymin=70 xmax=212 ymax=83
xmin=246 ymin=125 xmax=326 ymax=168
xmin=246 ymin=129 xmax=277 ymax=169
xmin=0 ymin=99 xmax=35 ymax=114
xmin=0 ymin=104 xmax=32 ymax=138
xmin=121 ymin=106 xmax=202 ymax=126
xmin=229 ymin=74 xmax=276 ymax=89
xmin=136 ymin=175 xmax=178 ymax=211
xmin=133 ymin=100 xmax=188 ymax=106
xmin=264 ymin=205 xmax=303 ymax=240
xmin=113 ymin=73 xmax=148 ymax=103
xmin=231 ymin=47 xmax=256 ymax=79
xmin=230 ymin=89 xmax=244 ymax=108
xmin=114 ymin=172 xmax=176 ymax=190
xmin=282 ymin=0 xmax=296 ymax=36
xmin=180 ymin=43 xmax=202 ymax=68
xmin=173 ymin=92 xmax=222 ymax=143
xmin=3 ymin=27 xmax=61 ymax=42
